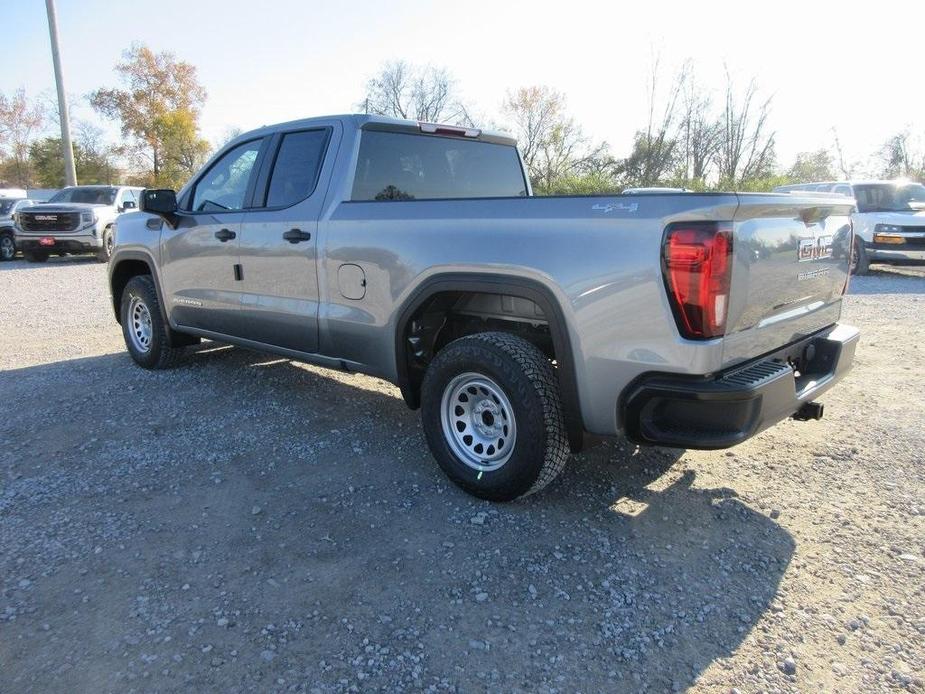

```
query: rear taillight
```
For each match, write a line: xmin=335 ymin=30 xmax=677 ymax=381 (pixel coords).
xmin=662 ymin=222 xmax=733 ymax=339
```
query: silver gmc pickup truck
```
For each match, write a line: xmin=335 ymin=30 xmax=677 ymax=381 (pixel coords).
xmin=15 ymin=185 xmax=143 ymax=262
xmin=109 ymin=114 xmax=859 ymax=501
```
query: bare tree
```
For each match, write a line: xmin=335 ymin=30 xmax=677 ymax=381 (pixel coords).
xmin=625 ymin=56 xmax=689 ymax=186
xmin=217 ymin=126 xmax=243 ymax=148
xmin=502 ymin=86 xmax=608 ymax=194
xmin=787 ymin=149 xmax=837 ymax=182
xmin=502 ymin=86 xmax=562 ymax=175
xmin=830 ymin=127 xmax=852 ymax=179
xmin=74 ymin=120 xmax=117 ymax=182
xmin=678 ymin=75 xmax=721 ymax=182
xmin=0 ymin=88 xmax=47 ymax=187
xmin=715 ymin=72 xmax=776 ymax=186
xmin=361 ymin=61 xmax=472 ymax=125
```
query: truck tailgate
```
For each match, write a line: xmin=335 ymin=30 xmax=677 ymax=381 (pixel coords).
xmin=722 ymin=194 xmax=854 ymax=367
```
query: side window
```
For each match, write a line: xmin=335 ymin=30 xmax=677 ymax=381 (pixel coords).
xmin=265 ymin=130 xmax=329 ymax=208
xmin=351 ymin=131 xmax=528 ymax=201
xmin=119 ymin=189 xmax=136 ymax=207
xmin=190 ymin=140 xmax=262 ymax=212
xmin=834 ymin=185 xmax=851 ymax=197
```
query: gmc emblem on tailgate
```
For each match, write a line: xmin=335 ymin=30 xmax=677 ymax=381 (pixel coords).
xmin=798 ymin=235 xmax=833 ymax=262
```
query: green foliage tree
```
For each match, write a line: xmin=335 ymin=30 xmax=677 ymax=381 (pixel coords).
xmin=620 ymin=129 xmax=681 ymax=187
xmin=90 ymin=44 xmax=210 ymax=188
xmin=786 ymin=149 xmax=837 ymax=182
xmin=156 ymin=110 xmax=212 ymax=189
xmin=878 ymin=131 xmax=925 ymax=180
xmin=29 ymin=135 xmax=118 ymax=188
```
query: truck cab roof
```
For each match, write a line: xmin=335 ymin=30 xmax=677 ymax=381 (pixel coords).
xmin=231 ymin=114 xmax=518 ymax=148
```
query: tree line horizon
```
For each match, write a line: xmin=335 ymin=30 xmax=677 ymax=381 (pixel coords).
xmin=1 ymin=46 xmax=922 ymax=194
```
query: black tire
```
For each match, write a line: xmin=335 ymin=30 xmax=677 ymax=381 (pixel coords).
xmin=850 ymin=237 xmax=870 ymax=275
xmin=120 ymin=275 xmax=186 ymax=369
xmin=0 ymin=231 xmax=15 ymax=261
xmin=24 ymin=250 xmax=48 ymax=263
xmin=97 ymin=226 xmax=114 ymax=263
xmin=420 ymin=331 xmax=570 ymax=501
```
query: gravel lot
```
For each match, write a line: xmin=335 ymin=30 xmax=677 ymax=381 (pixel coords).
xmin=1 ymin=257 xmax=923 ymax=693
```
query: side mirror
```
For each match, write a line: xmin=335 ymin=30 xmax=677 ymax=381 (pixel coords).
xmin=122 ymin=200 xmax=137 ymax=211
xmin=140 ymin=189 xmax=178 ymax=216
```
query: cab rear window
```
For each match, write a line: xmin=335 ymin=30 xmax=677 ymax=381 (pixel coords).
xmin=351 ymin=131 xmax=527 ymax=201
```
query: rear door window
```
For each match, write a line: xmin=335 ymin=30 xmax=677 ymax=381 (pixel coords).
xmin=264 ymin=129 xmax=330 ymax=208
xmin=351 ymin=131 xmax=527 ymax=201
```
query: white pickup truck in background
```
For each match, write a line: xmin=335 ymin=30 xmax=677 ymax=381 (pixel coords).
xmin=14 ymin=185 xmax=143 ymax=263
xmin=775 ymin=180 xmax=925 ymax=274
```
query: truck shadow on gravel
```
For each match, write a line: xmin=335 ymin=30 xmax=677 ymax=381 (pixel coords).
xmin=0 ymin=256 xmax=101 ymax=271
xmin=848 ymin=266 xmax=925 ymax=294
xmin=1 ymin=344 xmax=795 ymax=692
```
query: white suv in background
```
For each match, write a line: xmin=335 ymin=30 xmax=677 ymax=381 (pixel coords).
xmin=13 ymin=185 xmax=143 ymax=263
xmin=775 ymin=180 xmax=925 ymax=274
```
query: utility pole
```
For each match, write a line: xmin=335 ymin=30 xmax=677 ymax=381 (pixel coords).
xmin=45 ymin=0 xmax=77 ymax=186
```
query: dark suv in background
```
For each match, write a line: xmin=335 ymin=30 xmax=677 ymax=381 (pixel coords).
xmin=0 ymin=198 xmax=37 ymax=261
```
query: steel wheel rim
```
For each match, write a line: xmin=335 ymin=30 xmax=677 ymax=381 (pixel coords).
xmin=0 ymin=236 xmax=13 ymax=259
xmin=440 ymin=372 xmax=517 ymax=472
xmin=128 ymin=295 xmax=153 ymax=353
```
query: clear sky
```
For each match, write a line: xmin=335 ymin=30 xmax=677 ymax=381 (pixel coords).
xmin=4 ymin=0 xmax=924 ymax=173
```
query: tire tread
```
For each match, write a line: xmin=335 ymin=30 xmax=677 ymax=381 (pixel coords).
xmin=122 ymin=275 xmax=185 ymax=369
xmin=422 ymin=331 xmax=570 ymax=500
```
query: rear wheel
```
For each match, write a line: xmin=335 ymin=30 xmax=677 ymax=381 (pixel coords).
xmin=0 ymin=232 xmax=15 ymax=261
xmin=24 ymin=249 xmax=48 ymax=263
xmin=850 ymin=237 xmax=870 ymax=275
xmin=420 ymin=332 xmax=569 ymax=501
xmin=120 ymin=275 xmax=186 ymax=369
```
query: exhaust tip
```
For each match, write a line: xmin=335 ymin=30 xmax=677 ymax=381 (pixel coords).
xmin=793 ymin=401 xmax=824 ymax=422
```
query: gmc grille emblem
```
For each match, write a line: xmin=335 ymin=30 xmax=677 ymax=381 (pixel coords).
xmin=798 ymin=235 xmax=833 ymax=262
xmin=34 ymin=215 xmax=58 ymax=221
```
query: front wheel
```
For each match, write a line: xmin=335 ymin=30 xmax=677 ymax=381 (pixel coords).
xmin=850 ymin=237 xmax=870 ymax=275
xmin=120 ymin=275 xmax=186 ymax=369
xmin=0 ymin=232 xmax=15 ymax=261
xmin=97 ymin=226 xmax=114 ymax=263
xmin=420 ymin=332 xmax=570 ymax=501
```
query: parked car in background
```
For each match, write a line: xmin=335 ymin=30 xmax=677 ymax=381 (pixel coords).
xmin=0 ymin=198 xmax=37 ymax=261
xmin=13 ymin=185 xmax=143 ymax=263
xmin=774 ymin=180 xmax=925 ymax=274
xmin=107 ymin=114 xmax=858 ymax=501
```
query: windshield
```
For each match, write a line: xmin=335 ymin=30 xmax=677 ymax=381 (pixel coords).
xmin=853 ymin=183 xmax=925 ymax=213
xmin=48 ymin=187 xmax=118 ymax=205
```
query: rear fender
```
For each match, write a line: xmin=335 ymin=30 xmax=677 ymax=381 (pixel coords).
xmin=394 ymin=273 xmax=584 ymax=449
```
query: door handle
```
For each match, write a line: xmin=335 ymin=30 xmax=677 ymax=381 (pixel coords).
xmin=214 ymin=228 xmax=236 ymax=242
xmin=282 ymin=228 xmax=312 ymax=243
